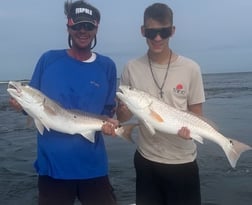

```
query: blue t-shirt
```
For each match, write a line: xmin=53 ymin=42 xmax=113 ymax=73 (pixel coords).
xmin=29 ymin=49 xmax=117 ymax=179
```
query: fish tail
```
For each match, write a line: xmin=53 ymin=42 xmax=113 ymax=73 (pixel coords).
xmin=223 ymin=138 xmax=252 ymax=168
xmin=116 ymin=123 xmax=138 ymax=143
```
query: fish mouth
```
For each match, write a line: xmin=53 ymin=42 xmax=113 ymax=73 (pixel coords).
xmin=116 ymin=87 xmax=125 ymax=100
xmin=7 ymin=81 xmax=22 ymax=94
xmin=117 ymin=86 xmax=125 ymax=95
xmin=117 ymin=88 xmax=124 ymax=94
xmin=118 ymin=85 xmax=133 ymax=94
xmin=8 ymin=81 xmax=17 ymax=89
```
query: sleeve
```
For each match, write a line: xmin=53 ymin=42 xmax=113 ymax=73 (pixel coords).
xmin=29 ymin=52 xmax=48 ymax=90
xmin=120 ymin=62 xmax=131 ymax=86
xmin=188 ymin=64 xmax=205 ymax=105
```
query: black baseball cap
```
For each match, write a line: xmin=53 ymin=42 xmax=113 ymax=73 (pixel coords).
xmin=66 ymin=1 xmax=100 ymax=26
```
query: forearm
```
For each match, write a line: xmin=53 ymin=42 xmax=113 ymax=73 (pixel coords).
xmin=188 ymin=103 xmax=203 ymax=116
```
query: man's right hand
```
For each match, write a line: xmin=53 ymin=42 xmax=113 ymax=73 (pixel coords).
xmin=9 ymin=97 xmax=23 ymax=112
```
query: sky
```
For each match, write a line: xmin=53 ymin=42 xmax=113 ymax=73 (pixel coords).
xmin=1 ymin=0 xmax=252 ymax=81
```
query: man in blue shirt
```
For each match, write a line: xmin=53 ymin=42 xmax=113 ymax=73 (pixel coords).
xmin=10 ymin=1 xmax=118 ymax=204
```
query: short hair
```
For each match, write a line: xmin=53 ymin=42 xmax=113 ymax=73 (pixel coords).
xmin=144 ymin=3 xmax=173 ymax=25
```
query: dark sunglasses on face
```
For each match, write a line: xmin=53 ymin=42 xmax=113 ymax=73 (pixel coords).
xmin=144 ymin=27 xmax=173 ymax=40
xmin=69 ymin=22 xmax=97 ymax=31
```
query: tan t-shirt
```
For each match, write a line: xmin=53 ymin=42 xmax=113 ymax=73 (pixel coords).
xmin=120 ymin=54 xmax=205 ymax=164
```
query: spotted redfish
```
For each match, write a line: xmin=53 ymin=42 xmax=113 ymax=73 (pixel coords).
xmin=116 ymin=85 xmax=252 ymax=168
xmin=7 ymin=81 xmax=135 ymax=143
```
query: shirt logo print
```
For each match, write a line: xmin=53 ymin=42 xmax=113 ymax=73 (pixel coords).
xmin=90 ymin=81 xmax=100 ymax=87
xmin=173 ymin=83 xmax=186 ymax=95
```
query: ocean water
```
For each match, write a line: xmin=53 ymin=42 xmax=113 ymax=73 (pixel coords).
xmin=0 ymin=72 xmax=252 ymax=205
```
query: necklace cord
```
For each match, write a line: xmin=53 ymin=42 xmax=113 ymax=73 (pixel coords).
xmin=148 ymin=50 xmax=172 ymax=98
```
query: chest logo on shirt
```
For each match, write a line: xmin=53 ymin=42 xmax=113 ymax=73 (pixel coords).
xmin=173 ymin=83 xmax=186 ymax=95
xmin=90 ymin=81 xmax=100 ymax=87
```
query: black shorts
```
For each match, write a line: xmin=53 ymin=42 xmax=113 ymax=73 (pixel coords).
xmin=38 ymin=175 xmax=117 ymax=205
xmin=134 ymin=151 xmax=201 ymax=205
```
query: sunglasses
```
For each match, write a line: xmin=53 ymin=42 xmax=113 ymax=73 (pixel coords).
xmin=69 ymin=22 xmax=97 ymax=31
xmin=144 ymin=27 xmax=173 ymax=40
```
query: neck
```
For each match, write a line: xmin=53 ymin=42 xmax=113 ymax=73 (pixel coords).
xmin=148 ymin=48 xmax=172 ymax=64
xmin=147 ymin=49 xmax=173 ymax=99
xmin=68 ymin=48 xmax=92 ymax=61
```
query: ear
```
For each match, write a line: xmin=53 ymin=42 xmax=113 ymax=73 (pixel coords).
xmin=170 ymin=26 xmax=176 ymax=37
xmin=94 ymin=26 xmax=99 ymax=34
xmin=141 ymin=26 xmax=145 ymax=37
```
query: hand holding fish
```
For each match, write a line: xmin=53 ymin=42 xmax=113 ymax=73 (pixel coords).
xmin=177 ymin=126 xmax=192 ymax=140
xmin=9 ymin=97 xmax=23 ymax=112
xmin=116 ymin=85 xmax=252 ymax=168
xmin=102 ymin=118 xmax=119 ymax=136
xmin=6 ymin=81 xmax=137 ymax=143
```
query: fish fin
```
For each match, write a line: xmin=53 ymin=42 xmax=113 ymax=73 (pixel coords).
xmin=39 ymin=119 xmax=51 ymax=132
xmin=223 ymin=138 xmax=252 ymax=168
xmin=34 ymin=119 xmax=45 ymax=135
xmin=142 ymin=120 xmax=156 ymax=135
xmin=116 ymin=123 xmax=139 ymax=143
xmin=190 ymin=133 xmax=204 ymax=144
xmin=80 ymin=131 xmax=96 ymax=143
xmin=149 ymin=109 xmax=164 ymax=122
